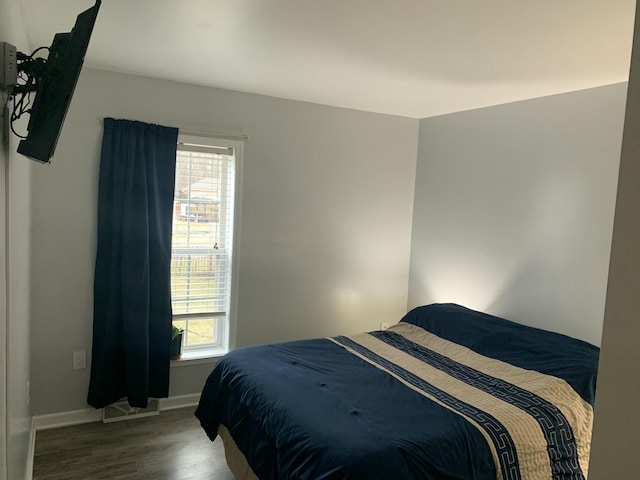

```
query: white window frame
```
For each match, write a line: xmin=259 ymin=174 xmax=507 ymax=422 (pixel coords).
xmin=171 ymin=134 xmax=243 ymax=360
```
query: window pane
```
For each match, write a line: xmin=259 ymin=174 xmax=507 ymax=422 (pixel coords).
xmin=184 ymin=318 xmax=218 ymax=346
xmin=170 ymin=143 xmax=235 ymax=350
xmin=173 ymin=319 xmax=186 ymax=333
xmin=171 ymin=252 xmax=228 ymax=314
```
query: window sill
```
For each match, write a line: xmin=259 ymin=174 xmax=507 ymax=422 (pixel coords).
xmin=170 ymin=348 xmax=227 ymax=367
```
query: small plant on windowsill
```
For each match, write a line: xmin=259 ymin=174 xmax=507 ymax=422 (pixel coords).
xmin=170 ymin=325 xmax=184 ymax=360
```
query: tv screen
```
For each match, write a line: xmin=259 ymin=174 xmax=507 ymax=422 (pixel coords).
xmin=17 ymin=0 xmax=101 ymax=163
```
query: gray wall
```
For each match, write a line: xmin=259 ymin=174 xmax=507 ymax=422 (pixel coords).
xmin=0 ymin=85 xmax=7 ymax=480
xmin=0 ymin=0 xmax=34 ymax=478
xmin=4 ymin=16 xmax=634 ymax=479
xmin=589 ymin=1 xmax=640 ymax=474
xmin=408 ymin=84 xmax=626 ymax=345
xmin=29 ymin=68 xmax=419 ymax=415
xmin=27 ymin=68 xmax=630 ymax=417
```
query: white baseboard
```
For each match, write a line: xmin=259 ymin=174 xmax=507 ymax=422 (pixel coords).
xmin=159 ymin=393 xmax=200 ymax=411
xmin=33 ymin=393 xmax=201 ymax=431
xmin=33 ymin=408 xmax=102 ymax=431
xmin=25 ymin=418 xmax=35 ymax=480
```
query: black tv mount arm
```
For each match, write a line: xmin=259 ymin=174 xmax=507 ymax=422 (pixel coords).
xmin=13 ymin=50 xmax=50 ymax=95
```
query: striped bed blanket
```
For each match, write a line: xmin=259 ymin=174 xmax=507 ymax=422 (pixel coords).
xmin=196 ymin=304 xmax=599 ymax=480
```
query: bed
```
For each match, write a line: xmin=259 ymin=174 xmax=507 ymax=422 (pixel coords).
xmin=195 ymin=303 xmax=599 ymax=480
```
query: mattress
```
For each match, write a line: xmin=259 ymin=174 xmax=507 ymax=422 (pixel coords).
xmin=195 ymin=303 xmax=599 ymax=480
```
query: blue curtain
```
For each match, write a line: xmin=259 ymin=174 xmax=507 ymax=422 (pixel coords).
xmin=88 ymin=118 xmax=178 ymax=409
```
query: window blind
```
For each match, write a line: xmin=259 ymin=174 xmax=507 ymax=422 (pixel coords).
xmin=171 ymin=143 xmax=235 ymax=348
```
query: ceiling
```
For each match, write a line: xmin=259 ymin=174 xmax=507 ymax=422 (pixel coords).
xmin=18 ymin=0 xmax=636 ymax=119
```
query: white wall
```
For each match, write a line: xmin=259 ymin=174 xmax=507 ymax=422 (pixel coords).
xmin=29 ymin=68 xmax=419 ymax=415
xmin=408 ymin=84 xmax=626 ymax=345
xmin=0 ymin=0 xmax=34 ymax=478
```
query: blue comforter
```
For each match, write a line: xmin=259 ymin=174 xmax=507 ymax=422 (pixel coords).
xmin=195 ymin=304 xmax=599 ymax=480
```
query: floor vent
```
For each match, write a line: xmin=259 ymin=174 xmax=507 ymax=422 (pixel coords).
xmin=102 ymin=398 xmax=160 ymax=423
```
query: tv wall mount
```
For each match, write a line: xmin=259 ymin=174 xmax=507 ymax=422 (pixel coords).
xmin=1 ymin=41 xmax=51 ymax=138
xmin=1 ymin=42 xmax=17 ymax=91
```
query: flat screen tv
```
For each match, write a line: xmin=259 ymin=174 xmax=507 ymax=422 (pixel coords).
xmin=17 ymin=0 xmax=101 ymax=163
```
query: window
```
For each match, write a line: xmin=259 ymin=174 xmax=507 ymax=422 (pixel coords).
xmin=170 ymin=135 xmax=240 ymax=356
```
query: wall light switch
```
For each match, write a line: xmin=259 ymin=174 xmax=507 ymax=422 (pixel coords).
xmin=73 ymin=350 xmax=87 ymax=370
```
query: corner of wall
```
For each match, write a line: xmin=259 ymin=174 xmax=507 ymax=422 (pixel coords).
xmin=1 ymin=1 xmax=35 ymax=477
xmin=1 ymin=92 xmax=10 ymax=480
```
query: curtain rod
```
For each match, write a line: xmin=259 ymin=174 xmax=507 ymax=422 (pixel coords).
xmin=179 ymin=129 xmax=249 ymax=141
xmin=101 ymin=118 xmax=250 ymax=140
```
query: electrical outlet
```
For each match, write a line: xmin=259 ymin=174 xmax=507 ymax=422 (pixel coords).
xmin=380 ymin=322 xmax=390 ymax=330
xmin=72 ymin=350 xmax=87 ymax=370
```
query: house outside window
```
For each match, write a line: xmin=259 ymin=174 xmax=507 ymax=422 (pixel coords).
xmin=171 ymin=134 xmax=241 ymax=357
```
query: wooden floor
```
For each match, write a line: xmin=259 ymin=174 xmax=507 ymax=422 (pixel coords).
xmin=33 ymin=407 xmax=235 ymax=480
